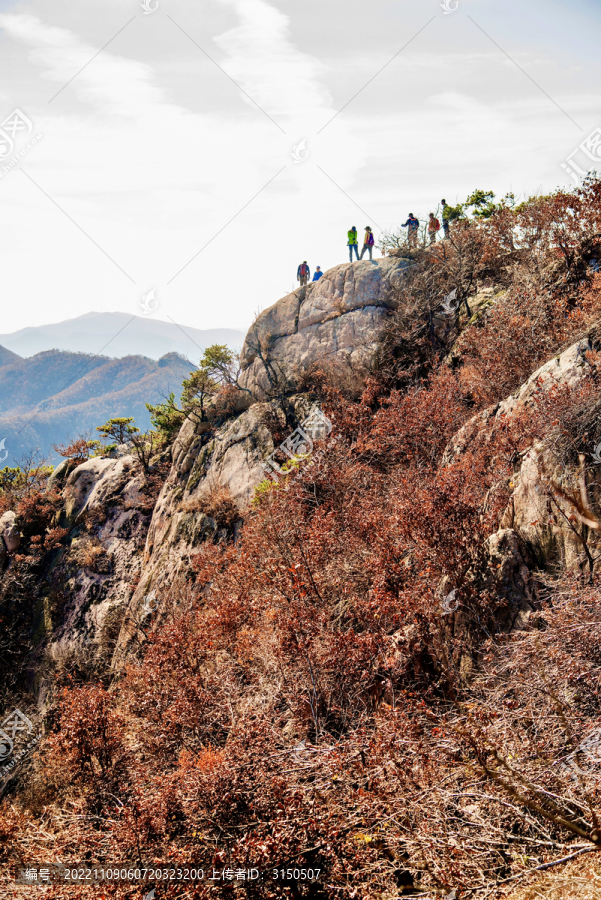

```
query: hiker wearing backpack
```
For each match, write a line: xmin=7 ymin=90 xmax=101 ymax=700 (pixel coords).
xmin=360 ymin=226 xmax=376 ymax=260
xmin=401 ymin=214 xmax=419 ymax=248
xmin=348 ymin=226 xmax=360 ymax=261
xmin=297 ymin=261 xmax=310 ymax=286
xmin=428 ymin=213 xmax=440 ymax=244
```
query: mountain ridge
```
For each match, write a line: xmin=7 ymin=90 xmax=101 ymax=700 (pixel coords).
xmin=0 ymin=311 xmax=246 ymax=360
xmin=0 ymin=348 xmax=195 ymax=465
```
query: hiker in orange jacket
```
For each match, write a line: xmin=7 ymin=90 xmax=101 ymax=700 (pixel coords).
xmin=428 ymin=213 xmax=440 ymax=244
xmin=360 ymin=226 xmax=376 ymax=260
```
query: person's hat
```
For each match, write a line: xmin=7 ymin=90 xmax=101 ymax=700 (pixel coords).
xmin=365 ymin=225 xmax=371 ymax=230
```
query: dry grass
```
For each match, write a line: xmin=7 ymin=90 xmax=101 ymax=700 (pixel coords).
xmin=506 ymin=852 xmax=601 ymax=900
xmin=69 ymin=536 xmax=110 ymax=573
xmin=185 ymin=483 xmax=240 ymax=528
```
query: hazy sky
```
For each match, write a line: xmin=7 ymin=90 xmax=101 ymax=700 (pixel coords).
xmin=0 ymin=0 xmax=599 ymax=349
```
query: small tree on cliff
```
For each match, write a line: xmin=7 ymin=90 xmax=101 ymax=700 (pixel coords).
xmin=96 ymin=417 xmax=139 ymax=447
xmin=149 ymin=344 xmax=255 ymax=445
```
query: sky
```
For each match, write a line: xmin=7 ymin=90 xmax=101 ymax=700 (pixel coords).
xmin=0 ymin=0 xmax=599 ymax=349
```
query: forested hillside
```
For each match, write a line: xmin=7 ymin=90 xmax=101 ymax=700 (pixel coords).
xmin=0 ymin=350 xmax=192 ymax=466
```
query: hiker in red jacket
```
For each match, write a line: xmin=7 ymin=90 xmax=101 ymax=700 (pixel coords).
xmin=428 ymin=213 xmax=441 ymax=244
xmin=297 ymin=261 xmax=310 ymax=286
xmin=360 ymin=226 xmax=376 ymax=260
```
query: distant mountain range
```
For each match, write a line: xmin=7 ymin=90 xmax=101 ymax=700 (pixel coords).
xmin=0 ymin=312 xmax=246 ymax=361
xmin=0 ymin=348 xmax=198 ymax=467
xmin=0 ymin=347 xmax=197 ymax=468
xmin=0 ymin=313 xmax=248 ymax=467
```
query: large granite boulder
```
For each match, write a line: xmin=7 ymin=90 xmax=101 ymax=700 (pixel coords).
xmin=0 ymin=510 xmax=21 ymax=553
xmin=444 ymin=326 xmax=601 ymax=573
xmin=112 ymin=394 xmax=326 ymax=661
xmin=238 ymin=258 xmax=409 ymax=398
xmin=62 ymin=456 xmax=141 ymax=524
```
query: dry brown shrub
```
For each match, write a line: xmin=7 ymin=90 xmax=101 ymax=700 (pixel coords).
xmin=70 ymin=536 xmax=110 ymax=573
xmin=185 ymin=483 xmax=240 ymax=529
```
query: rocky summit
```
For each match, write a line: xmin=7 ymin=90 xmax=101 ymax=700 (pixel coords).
xmin=239 ymin=257 xmax=409 ymax=397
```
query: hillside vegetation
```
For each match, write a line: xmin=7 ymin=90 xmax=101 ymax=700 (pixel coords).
xmin=4 ymin=180 xmax=601 ymax=898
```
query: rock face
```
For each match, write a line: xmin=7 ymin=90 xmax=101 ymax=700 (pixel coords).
xmin=445 ymin=329 xmax=598 ymax=465
xmin=112 ymin=395 xmax=322 ymax=660
xmin=31 ymin=265 xmax=601 ymax=688
xmin=486 ymin=528 xmax=539 ymax=629
xmin=446 ymin=326 xmax=601 ymax=574
xmin=239 ymin=258 xmax=409 ymax=398
xmin=20 ymin=258 xmax=409 ymax=694
xmin=38 ymin=454 xmax=151 ymax=705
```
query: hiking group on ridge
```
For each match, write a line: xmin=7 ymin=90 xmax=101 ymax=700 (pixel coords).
xmin=296 ymin=199 xmax=453 ymax=286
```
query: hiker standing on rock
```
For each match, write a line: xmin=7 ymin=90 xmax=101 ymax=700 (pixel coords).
xmin=401 ymin=213 xmax=419 ymax=249
xmin=428 ymin=213 xmax=440 ymax=244
xmin=297 ymin=261 xmax=310 ymax=286
xmin=441 ymin=199 xmax=450 ymax=238
xmin=313 ymin=266 xmax=324 ymax=281
xmin=360 ymin=226 xmax=376 ymax=260
xmin=348 ymin=226 xmax=360 ymax=261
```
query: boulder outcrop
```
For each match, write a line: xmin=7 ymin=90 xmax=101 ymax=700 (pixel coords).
xmin=21 ymin=258 xmax=411 ymax=690
xmin=445 ymin=326 xmax=601 ymax=574
xmin=112 ymin=394 xmax=322 ymax=660
xmin=238 ymin=258 xmax=409 ymax=398
xmin=38 ymin=453 xmax=151 ymax=704
xmin=0 ymin=511 xmax=20 ymax=554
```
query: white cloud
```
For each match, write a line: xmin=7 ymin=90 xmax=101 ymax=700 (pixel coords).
xmin=0 ymin=0 xmax=599 ymax=342
xmin=213 ymin=0 xmax=332 ymax=125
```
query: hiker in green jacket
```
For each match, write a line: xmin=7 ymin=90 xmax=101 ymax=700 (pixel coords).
xmin=348 ymin=226 xmax=359 ymax=261
xmin=441 ymin=199 xmax=450 ymax=238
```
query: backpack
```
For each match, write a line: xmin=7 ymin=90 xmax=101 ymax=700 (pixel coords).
xmin=301 ymin=264 xmax=309 ymax=276
xmin=367 ymin=231 xmax=375 ymax=245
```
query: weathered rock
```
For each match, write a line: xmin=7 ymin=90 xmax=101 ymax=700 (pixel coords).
xmin=62 ymin=456 xmax=139 ymax=524
xmin=487 ymin=528 xmax=538 ymax=629
xmin=47 ymin=458 xmax=77 ymax=492
xmin=37 ymin=454 xmax=150 ymax=709
xmin=112 ymin=395 xmax=323 ymax=662
xmin=239 ymin=258 xmax=409 ymax=399
xmin=107 ymin=442 xmax=136 ymax=460
xmin=445 ymin=326 xmax=601 ymax=573
xmin=0 ymin=511 xmax=21 ymax=553
xmin=445 ymin=327 xmax=601 ymax=466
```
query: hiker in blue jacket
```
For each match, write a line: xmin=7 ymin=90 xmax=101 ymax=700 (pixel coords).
xmin=401 ymin=214 xmax=419 ymax=248
xmin=313 ymin=266 xmax=324 ymax=281
xmin=297 ymin=261 xmax=310 ymax=286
